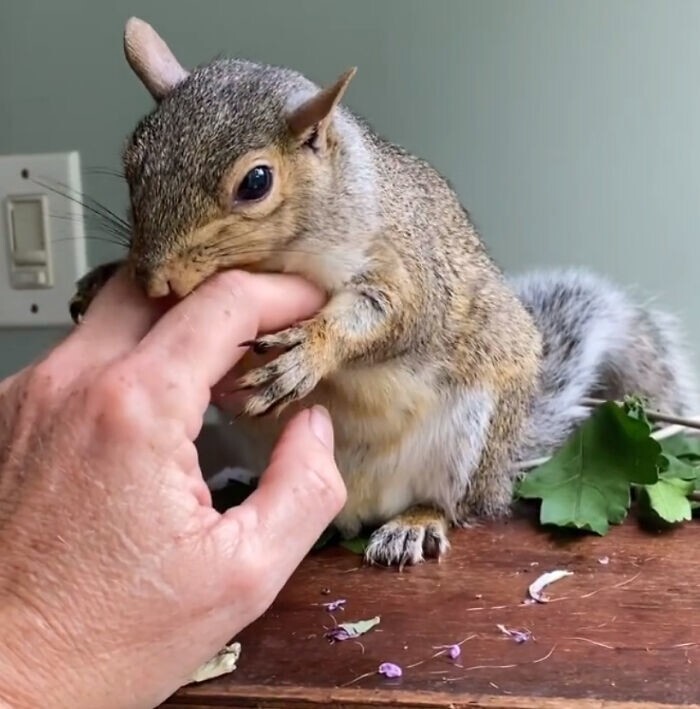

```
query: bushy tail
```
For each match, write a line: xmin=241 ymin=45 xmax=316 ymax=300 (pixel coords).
xmin=508 ymin=268 xmax=700 ymax=461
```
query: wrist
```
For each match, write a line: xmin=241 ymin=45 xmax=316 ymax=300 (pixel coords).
xmin=0 ymin=599 xmax=80 ymax=709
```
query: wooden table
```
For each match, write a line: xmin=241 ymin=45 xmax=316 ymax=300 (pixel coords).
xmin=160 ymin=502 xmax=700 ymax=708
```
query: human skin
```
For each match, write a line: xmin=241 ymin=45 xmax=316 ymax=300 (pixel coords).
xmin=0 ymin=268 xmax=345 ymax=709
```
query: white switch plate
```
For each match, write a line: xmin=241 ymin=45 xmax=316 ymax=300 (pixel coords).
xmin=0 ymin=151 xmax=88 ymax=327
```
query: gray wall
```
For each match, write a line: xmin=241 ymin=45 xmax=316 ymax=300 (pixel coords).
xmin=2 ymin=0 xmax=700 ymax=379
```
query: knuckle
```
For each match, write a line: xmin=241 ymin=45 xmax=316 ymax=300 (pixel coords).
xmin=23 ymin=357 xmax=66 ymax=406
xmin=87 ymin=367 xmax=143 ymax=433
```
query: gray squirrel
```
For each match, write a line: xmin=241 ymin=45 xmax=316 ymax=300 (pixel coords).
xmin=72 ymin=17 xmax=699 ymax=568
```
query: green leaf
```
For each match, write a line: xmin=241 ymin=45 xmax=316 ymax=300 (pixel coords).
xmin=659 ymin=454 xmax=699 ymax=482
xmin=339 ymin=537 xmax=369 ymax=554
xmin=640 ymin=477 xmax=694 ymax=524
xmin=516 ymin=402 xmax=661 ymax=535
xmin=622 ymin=395 xmax=651 ymax=426
xmin=661 ymin=434 xmax=700 ymax=461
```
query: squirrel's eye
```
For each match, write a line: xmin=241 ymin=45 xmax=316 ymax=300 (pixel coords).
xmin=236 ymin=165 xmax=273 ymax=202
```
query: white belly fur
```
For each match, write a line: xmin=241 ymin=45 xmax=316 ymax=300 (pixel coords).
xmin=219 ymin=361 xmax=496 ymax=538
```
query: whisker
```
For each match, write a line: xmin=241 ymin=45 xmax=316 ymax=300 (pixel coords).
xmin=48 ymin=212 xmax=131 ymax=249
xmin=49 ymin=211 xmax=129 ymax=235
xmin=83 ymin=166 xmax=126 ymax=179
xmin=201 ymin=245 xmax=327 ymax=261
xmin=41 ymin=191 xmax=130 ymax=237
xmin=51 ymin=235 xmax=129 ymax=248
xmin=199 ymin=224 xmax=262 ymax=249
xmin=32 ymin=177 xmax=132 ymax=233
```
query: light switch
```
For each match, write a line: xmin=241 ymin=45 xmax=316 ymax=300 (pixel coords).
xmin=0 ymin=152 xmax=88 ymax=325
xmin=8 ymin=195 xmax=49 ymax=265
xmin=6 ymin=194 xmax=53 ymax=289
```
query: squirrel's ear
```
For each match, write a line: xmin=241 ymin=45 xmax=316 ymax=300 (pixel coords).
xmin=287 ymin=67 xmax=357 ymax=149
xmin=123 ymin=17 xmax=189 ymax=101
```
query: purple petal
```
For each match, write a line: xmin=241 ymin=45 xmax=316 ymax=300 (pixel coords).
xmin=447 ymin=644 xmax=461 ymax=659
xmin=432 ymin=643 xmax=462 ymax=660
xmin=496 ymin=624 xmax=531 ymax=643
xmin=325 ymin=627 xmax=351 ymax=642
xmin=378 ymin=662 xmax=402 ymax=678
xmin=322 ymin=598 xmax=347 ymax=612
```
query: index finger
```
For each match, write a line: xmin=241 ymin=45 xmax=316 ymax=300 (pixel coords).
xmin=67 ymin=265 xmax=170 ymax=364
xmin=130 ymin=270 xmax=326 ymax=415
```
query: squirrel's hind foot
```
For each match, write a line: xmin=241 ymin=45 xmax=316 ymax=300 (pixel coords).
xmin=363 ymin=505 xmax=449 ymax=570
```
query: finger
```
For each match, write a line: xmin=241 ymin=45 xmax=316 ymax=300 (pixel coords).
xmin=68 ymin=266 xmax=170 ymax=364
xmin=211 ymin=406 xmax=345 ymax=590
xmin=130 ymin=270 xmax=326 ymax=418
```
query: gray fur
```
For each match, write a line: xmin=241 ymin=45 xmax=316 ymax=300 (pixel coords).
xmin=510 ymin=268 xmax=700 ymax=461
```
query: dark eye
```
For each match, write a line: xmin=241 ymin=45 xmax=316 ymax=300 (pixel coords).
xmin=236 ymin=165 xmax=273 ymax=202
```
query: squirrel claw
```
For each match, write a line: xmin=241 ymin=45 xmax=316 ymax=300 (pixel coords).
xmin=241 ymin=326 xmax=307 ymax=356
xmin=239 ymin=339 xmax=271 ymax=355
xmin=363 ymin=508 xmax=450 ymax=569
xmin=236 ymin=345 xmax=321 ymax=416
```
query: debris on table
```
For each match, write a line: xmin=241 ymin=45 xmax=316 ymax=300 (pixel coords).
xmin=322 ymin=598 xmax=347 ymax=612
xmin=426 ymin=635 xmax=479 ymax=668
xmin=497 ymin=624 xmax=532 ymax=643
xmin=446 ymin=644 xmax=461 ymax=659
xmin=326 ymin=615 xmax=381 ymax=642
xmin=433 ymin=642 xmax=461 ymax=660
xmin=598 ymin=555 xmax=610 ymax=565
xmin=528 ymin=569 xmax=574 ymax=603
xmin=185 ymin=642 xmax=241 ymax=684
xmin=378 ymin=661 xmax=402 ymax=678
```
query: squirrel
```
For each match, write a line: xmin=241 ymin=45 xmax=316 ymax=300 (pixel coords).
xmin=71 ymin=17 xmax=699 ymax=568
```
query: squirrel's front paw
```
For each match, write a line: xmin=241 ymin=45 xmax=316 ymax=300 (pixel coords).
xmin=364 ymin=505 xmax=450 ymax=570
xmin=236 ymin=323 xmax=331 ymax=416
xmin=69 ymin=260 xmax=124 ymax=324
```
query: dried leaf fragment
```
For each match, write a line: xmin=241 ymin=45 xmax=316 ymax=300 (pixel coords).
xmin=326 ymin=615 xmax=380 ymax=642
xmin=186 ymin=642 xmax=241 ymax=684
xmin=528 ymin=569 xmax=573 ymax=603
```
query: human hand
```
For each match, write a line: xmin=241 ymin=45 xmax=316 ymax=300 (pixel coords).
xmin=0 ymin=268 xmax=344 ymax=709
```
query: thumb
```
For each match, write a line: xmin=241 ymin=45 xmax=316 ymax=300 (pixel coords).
xmin=212 ymin=406 xmax=346 ymax=591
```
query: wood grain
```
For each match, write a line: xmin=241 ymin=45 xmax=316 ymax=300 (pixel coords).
xmin=159 ymin=495 xmax=700 ymax=708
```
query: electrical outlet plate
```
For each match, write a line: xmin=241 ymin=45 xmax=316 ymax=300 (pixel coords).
xmin=0 ymin=151 xmax=88 ymax=327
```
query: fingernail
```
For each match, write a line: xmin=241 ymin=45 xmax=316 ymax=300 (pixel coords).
xmin=309 ymin=405 xmax=333 ymax=449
